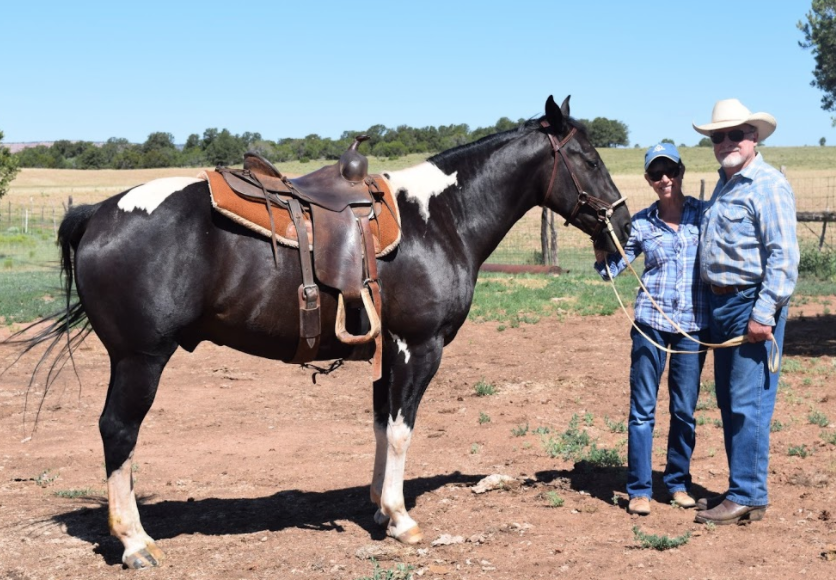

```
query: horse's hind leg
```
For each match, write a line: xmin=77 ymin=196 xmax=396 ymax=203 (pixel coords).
xmin=100 ymin=350 xmax=174 ymax=569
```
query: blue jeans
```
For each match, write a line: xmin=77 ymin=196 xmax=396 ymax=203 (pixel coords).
xmin=710 ymin=286 xmax=787 ymax=507
xmin=627 ymin=322 xmax=708 ymax=499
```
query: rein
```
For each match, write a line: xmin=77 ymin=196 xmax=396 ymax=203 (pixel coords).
xmin=601 ymin=219 xmax=781 ymax=373
xmin=540 ymin=120 xmax=627 ymax=240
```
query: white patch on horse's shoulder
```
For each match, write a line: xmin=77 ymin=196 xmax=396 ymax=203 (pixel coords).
xmin=389 ymin=332 xmax=411 ymax=363
xmin=117 ymin=177 xmax=202 ymax=214
xmin=385 ymin=162 xmax=457 ymax=222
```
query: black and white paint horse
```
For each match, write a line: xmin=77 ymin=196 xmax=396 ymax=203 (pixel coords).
xmin=30 ymin=96 xmax=630 ymax=568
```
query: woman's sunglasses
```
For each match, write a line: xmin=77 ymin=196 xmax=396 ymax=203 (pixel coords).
xmin=710 ymin=129 xmax=753 ymax=144
xmin=647 ymin=165 xmax=681 ymax=182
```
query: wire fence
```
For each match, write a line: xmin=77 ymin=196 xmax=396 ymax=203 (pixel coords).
xmin=485 ymin=174 xmax=836 ymax=275
xmin=1 ymin=174 xmax=835 ymax=277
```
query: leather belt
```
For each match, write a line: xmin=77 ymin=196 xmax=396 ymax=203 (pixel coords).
xmin=710 ymin=284 xmax=756 ymax=296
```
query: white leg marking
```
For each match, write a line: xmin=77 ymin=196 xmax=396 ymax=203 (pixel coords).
xmin=385 ymin=162 xmax=458 ymax=222
xmin=117 ymin=177 xmax=202 ymax=214
xmin=380 ymin=410 xmax=419 ymax=540
xmin=389 ymin=332 xmax=411 ymax=363
xmin=107 ymin=457 xmax=158 ymax=564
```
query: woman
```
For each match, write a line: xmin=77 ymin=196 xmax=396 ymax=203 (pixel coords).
xmin=594 ymin=142 xmax=709 ymax=516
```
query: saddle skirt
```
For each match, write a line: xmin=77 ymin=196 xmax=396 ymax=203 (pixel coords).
xmin=201 ymin=170 xmax=401 ymax=257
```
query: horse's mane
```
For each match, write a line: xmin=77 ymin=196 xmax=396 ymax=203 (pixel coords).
xmin=428 ymin=115 xmax=586 ymax=167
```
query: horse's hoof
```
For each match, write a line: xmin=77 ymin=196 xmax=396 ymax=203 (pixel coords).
xmin=390 ymin=525 xmax=423 ymax=545
xmin=123 ymin=544 xmax=164 ymax=569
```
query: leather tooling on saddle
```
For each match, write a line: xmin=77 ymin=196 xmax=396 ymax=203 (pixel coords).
xmin=202 ymin=136 xmax=401 ymax=381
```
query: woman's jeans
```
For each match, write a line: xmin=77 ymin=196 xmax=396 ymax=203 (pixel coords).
xmin=627 ymin=322 xmax=708 ymax=499
xmin=710 ymin=286 xmax=787 ymax=507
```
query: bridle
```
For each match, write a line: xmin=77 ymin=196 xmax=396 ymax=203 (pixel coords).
xmin=540 ymin=120 xmax=627 ymax=240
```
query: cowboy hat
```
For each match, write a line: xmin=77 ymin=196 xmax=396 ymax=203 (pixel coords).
xmin=693 ymin=98 xmax=776 ymax=141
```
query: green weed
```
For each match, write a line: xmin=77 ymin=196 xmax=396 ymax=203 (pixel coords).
xmin=821 ymin=431 xmax=836 ymax=445
xmin=583 ymin=412 xmax=594 ymax=426
xmin=478 ymin=412 xmax=491 ymax=425
xmin=510 ymin=422 xmax=529 ymax=437
xmin=632 ymin=526 xmax=691 ymax=551
xmin=770 ymin=420 xmax=785 ymax=433
xmin=474 ymin=379 xmax=497 ymax=397
xmin=357 ymin=559 xmax=414 ymax=580
xmin=545 ymin=491 xmax=565 ymax=507
xmin=470 ymin=443 xmax=480 ymax=454
xmin=809 ymin=410 xmax=830 ymax=427
xmin=788 ymin=444 xmax=811 ymax=458
xmin=53 ymin=488 xmax=98 ymax=498
xmin=604 ymin=415 xmax=626 ymax=433
xmin=781 ymin=358 xmax=803 ymax=374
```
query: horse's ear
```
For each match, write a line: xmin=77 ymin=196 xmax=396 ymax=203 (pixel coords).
xmin=545 ymin=95 xmax=566 ymax=132
xmin=560 ymin=95 xmax=571 ymax=117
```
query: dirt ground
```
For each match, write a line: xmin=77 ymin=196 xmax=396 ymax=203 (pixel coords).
xmin=1 ymin=304 xmax=835 ymax=580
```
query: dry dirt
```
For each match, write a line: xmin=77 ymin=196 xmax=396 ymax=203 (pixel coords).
xmin=1 ymin=305 xmax=835 ymax=580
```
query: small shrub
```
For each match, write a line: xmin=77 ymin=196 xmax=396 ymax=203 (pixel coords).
xmin=770 ymin=420 xmax=785 ymax=433
xmin=604 ymin=415 xmax=626 ymax=433
xmin=474 ymin=380 xmax=497 ymax=397
xmin=632 ymin=526 xmax=691 ymax=551
xmin=583 ymin=444 xmax=624 ymax=468
xmin=781 ymin=358 xmax=803 ymax=374
xmin=713 ymin=418 xmax=723 ymax=428
xmin=533 ymin=426 xmax=551 ymax=435
xmin=470 ymin=443 xmax=480 ymax=454
xmin=545 ymin=491 xmax=565 ymax=507
xmin=511 ymin=422 xmax=529 ymax=437
xmin=788 ymin=444 xmax=811 ymax=458
xmin=583 ymin=412 xmax=594 ymax=426
xmin=358 ymin=559 xmax=414 ymax=580
xmin=809 ymin=410 xmax=830 ymax=427
xmin=478 ymin=412 xmax=491 ymax=425
xmin=798 ymin=246 xmax=836 ymax=281
xmin=820 ymin=431 xmax=836 ymax=445
xmin=54 ymin=488 xmax=98 ymax=498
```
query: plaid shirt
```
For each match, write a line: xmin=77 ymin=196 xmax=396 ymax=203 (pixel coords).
xmin=595 ymin=196 xmax=710 ymax=333
xmin=699 ymin=153 xmax=799 ymax=326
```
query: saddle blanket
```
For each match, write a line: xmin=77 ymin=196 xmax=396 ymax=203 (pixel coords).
xmin=200 ymin=170 xmax=401 ymax=257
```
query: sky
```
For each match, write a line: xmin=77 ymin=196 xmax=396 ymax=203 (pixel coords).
xmin=1 ymin=1 xmax=831 ymax=148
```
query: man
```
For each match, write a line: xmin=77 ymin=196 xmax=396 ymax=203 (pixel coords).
xmin=692 ymin=98 xmax=799 ymax=525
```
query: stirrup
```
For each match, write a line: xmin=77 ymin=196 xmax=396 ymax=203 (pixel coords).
xmin=335 ymin=287 xmax=381 ymax=345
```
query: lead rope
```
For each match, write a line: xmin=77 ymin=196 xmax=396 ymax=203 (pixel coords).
xmin=602 ymin=219 xmax=780 ymax=373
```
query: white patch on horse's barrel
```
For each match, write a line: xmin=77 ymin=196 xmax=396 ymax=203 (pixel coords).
xmin=386 ymin=162 xmax=458 ymax=222
xmin=389 ymin=332 xmax=411 ymax=363
xmin=117 ymin=177 xmax=202 ymax=214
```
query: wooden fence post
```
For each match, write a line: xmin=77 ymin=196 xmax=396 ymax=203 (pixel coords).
xmin=540 ymin=208 xmax=558 ymax=266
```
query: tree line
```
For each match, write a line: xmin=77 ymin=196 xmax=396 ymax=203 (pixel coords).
xmin=6 ymin=115 xmax=632 ymax=172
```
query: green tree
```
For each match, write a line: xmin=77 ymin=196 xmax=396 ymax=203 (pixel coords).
xmin=821 ymin=136 xmax=827 ymax=146
xmin=581 ymin=117 xmax=630 ymax=148
xmin=0 ymin=130 xmax=20 ymax=200
xmin=799 ymin=1 xmax=836 ymax=122
xmin=697 ymin=137 xmax=713 ymax=147
xmin=204 ymin=129 xmax=245 ymax=166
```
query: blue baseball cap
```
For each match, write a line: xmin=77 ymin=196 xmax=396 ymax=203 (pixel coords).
xmin=644 ymin=142 xmax=681 ymax=170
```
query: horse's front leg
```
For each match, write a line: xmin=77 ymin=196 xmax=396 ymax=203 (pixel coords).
xmin=100 ymin=352 xmax=171 ymax=569
xmin=371 ymin=336 xmax=442 ymax=544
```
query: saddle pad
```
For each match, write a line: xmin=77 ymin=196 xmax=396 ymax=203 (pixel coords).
xmin=202 ymin=170 xmax=401 ymax=257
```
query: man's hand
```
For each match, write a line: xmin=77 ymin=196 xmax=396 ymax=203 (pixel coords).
xmin=747 ymin=319 xmax=774 ymax=343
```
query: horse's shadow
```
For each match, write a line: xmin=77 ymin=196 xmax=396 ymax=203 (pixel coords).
xmin=533 ymin=462 xmax=717 ymax=510
xmin=52 ymin=471 xmax=483 ymax=565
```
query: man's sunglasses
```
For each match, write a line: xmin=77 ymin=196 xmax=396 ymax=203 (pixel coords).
xmin=710 ymin=129 xmax=753 ymax=144
xmin=647 ymin=165 xmax=681 ymax=182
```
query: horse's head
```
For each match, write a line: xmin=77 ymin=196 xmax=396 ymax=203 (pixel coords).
xmin=540 ymin=95 xmax=631 ymax=254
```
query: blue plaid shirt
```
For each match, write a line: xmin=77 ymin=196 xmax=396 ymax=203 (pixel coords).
xmin=700 ymin=153 xmax=799 ymax=326
xmin=595 ymin=196 xmax=710 ymax=333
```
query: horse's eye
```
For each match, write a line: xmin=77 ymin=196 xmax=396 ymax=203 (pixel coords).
xmin=586 ymin=160 xmax=599 ymax=169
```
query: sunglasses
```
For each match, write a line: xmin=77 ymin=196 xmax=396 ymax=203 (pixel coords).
xmin=710 ymin=129 xmax=753 ymax=144
xmin=647 ymin=165 xmax=681 ymax=182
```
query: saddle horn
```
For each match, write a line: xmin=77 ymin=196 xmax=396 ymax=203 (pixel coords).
xmin=340 ymin=135 xmax=370 ymax=183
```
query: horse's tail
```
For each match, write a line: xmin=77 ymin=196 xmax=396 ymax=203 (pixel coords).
xmin=2 ymin=203 xmax=101 ymax=431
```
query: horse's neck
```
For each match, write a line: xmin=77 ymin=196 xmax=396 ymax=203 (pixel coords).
xmin=427 ymin=139 xmax=546 ymax=267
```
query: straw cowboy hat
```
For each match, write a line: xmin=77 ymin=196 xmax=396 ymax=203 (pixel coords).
xmin=693 ymin=98 xmax=776 ymax=141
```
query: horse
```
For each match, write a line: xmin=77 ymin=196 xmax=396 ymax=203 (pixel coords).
xmin=20 ymin=95 xmax=631 ymax=568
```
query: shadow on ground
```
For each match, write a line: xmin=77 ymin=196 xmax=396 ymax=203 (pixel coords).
xmin=51 ymin=471 xmax=484 ymax=566
xmin=784 ymin=313 xmax=836 ymax=357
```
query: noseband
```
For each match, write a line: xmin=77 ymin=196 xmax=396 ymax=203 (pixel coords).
xmin=540 ymin=120 xmax=627 ymax=239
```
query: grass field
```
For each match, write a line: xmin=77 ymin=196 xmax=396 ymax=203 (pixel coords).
xmin=2 ymin=145 xmax=835 ymax=281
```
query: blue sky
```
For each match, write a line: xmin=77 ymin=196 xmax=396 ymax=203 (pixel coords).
xmin=1 ymin=1 xmax=830 ymax=148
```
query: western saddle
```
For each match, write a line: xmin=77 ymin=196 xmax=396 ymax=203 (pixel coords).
xmin=215 ymin=136 xmax=390 ymax=379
